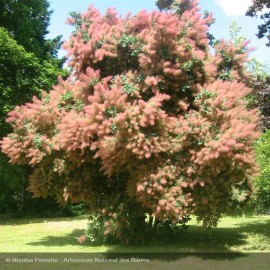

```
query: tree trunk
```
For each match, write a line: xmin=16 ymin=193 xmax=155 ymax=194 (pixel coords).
xmin=19 ymin=165 xmax=32 ymax=213
xmin=149 ymin=215 xmax=153 ymax=229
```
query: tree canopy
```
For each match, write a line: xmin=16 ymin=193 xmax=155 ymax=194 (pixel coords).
xmin=0 ymin=0 xmax=68 ymax=137
xmin=0 ymin=27 xmax=66 ymax=137
xmin=1 ymin=0 xmax=260 ymax=242
xmin=0 ymin=28 xmax=41 ymax=136
xmin=0 ymin=0 xmax=67 ymax=214
xmin=246 ymin=0 xmax=270 ymax=46
xmin=0 ymin=0 xmax=61 ymax=58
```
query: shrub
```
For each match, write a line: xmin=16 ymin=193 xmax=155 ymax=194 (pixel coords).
xmin=1 ymin=0 xmax=260 ymax=243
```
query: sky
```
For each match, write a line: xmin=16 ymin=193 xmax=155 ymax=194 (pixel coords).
xmin=47 ymin=0 xmax=270 ymax=64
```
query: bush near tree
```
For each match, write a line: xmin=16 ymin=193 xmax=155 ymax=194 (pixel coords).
xmin=254 ymin=130 xmax=270 ymax=214
xmin=1 ymin=0 xmax=260 ymax=243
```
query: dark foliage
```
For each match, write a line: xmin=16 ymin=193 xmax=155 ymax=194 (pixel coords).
xmin=0 ymin=1 xmax=68 ymax=215
xmin=248 ymin=76 xmax=270 ymax=130
xmin=246 ymin=0 xmax=270 ymax=46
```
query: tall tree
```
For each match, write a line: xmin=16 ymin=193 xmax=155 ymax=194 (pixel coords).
xmin=0 ymin=0 xmax=60 ymax=59
xmin=0 ymin=1 xmax=67 ymax=213
xmin=246 ymin=0 xmax=270 ymax=46
xmin=0 ymin=28 xmax=67 ymax=213
xmin=0 ymin=28 xmax=65 ymax=137
xmin=0 ymin=0 xmax=68 ymax=136
xmin=1 ymin=0 xmax=260 ymax=243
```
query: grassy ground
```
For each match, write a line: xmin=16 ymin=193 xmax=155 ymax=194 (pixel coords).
xmin=0 ymin=215 xmax=269 ymax=253
xmin=0 ymin=215 xmax=270 ymax=270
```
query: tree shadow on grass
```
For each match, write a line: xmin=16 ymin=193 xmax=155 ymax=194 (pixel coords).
xmin=26 ymin=218 xmax=270 ymax=261
xmin=165 ymin=219 xmax=270 ymax=252
xmin=27 ymin=229 xmax=86 ymax=247
xmin=237 ymin=218 xmax=270 ymax=238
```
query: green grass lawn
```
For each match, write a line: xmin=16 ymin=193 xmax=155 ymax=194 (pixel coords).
xmin=0 ymin=215 xmax=269 ymax=253
xmin=1 ymin=215 xmax=270 ymax=270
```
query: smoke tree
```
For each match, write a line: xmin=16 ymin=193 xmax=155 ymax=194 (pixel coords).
xmin=1 ymin=0 xmax=260 ymax=243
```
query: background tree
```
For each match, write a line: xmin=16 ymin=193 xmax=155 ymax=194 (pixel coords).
xmin=254 ymin=130 xmax=270 ymax=213
xmin=1 ymin=0 xmax=260 ymax=242
xmin=246 ymin=0 xmax=270 ymax=46
xmin=0 ymin=0 xmax=68 ymax=214
xmin=0 ymin=28 xmax=66 ymax=137
xmin=247 ymin=63 xmax=270 ymax=215
xmin=248 ymin=75 xmax=270 ymax=130
xmin=0 ymin=0 xmax=61 ymax=59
